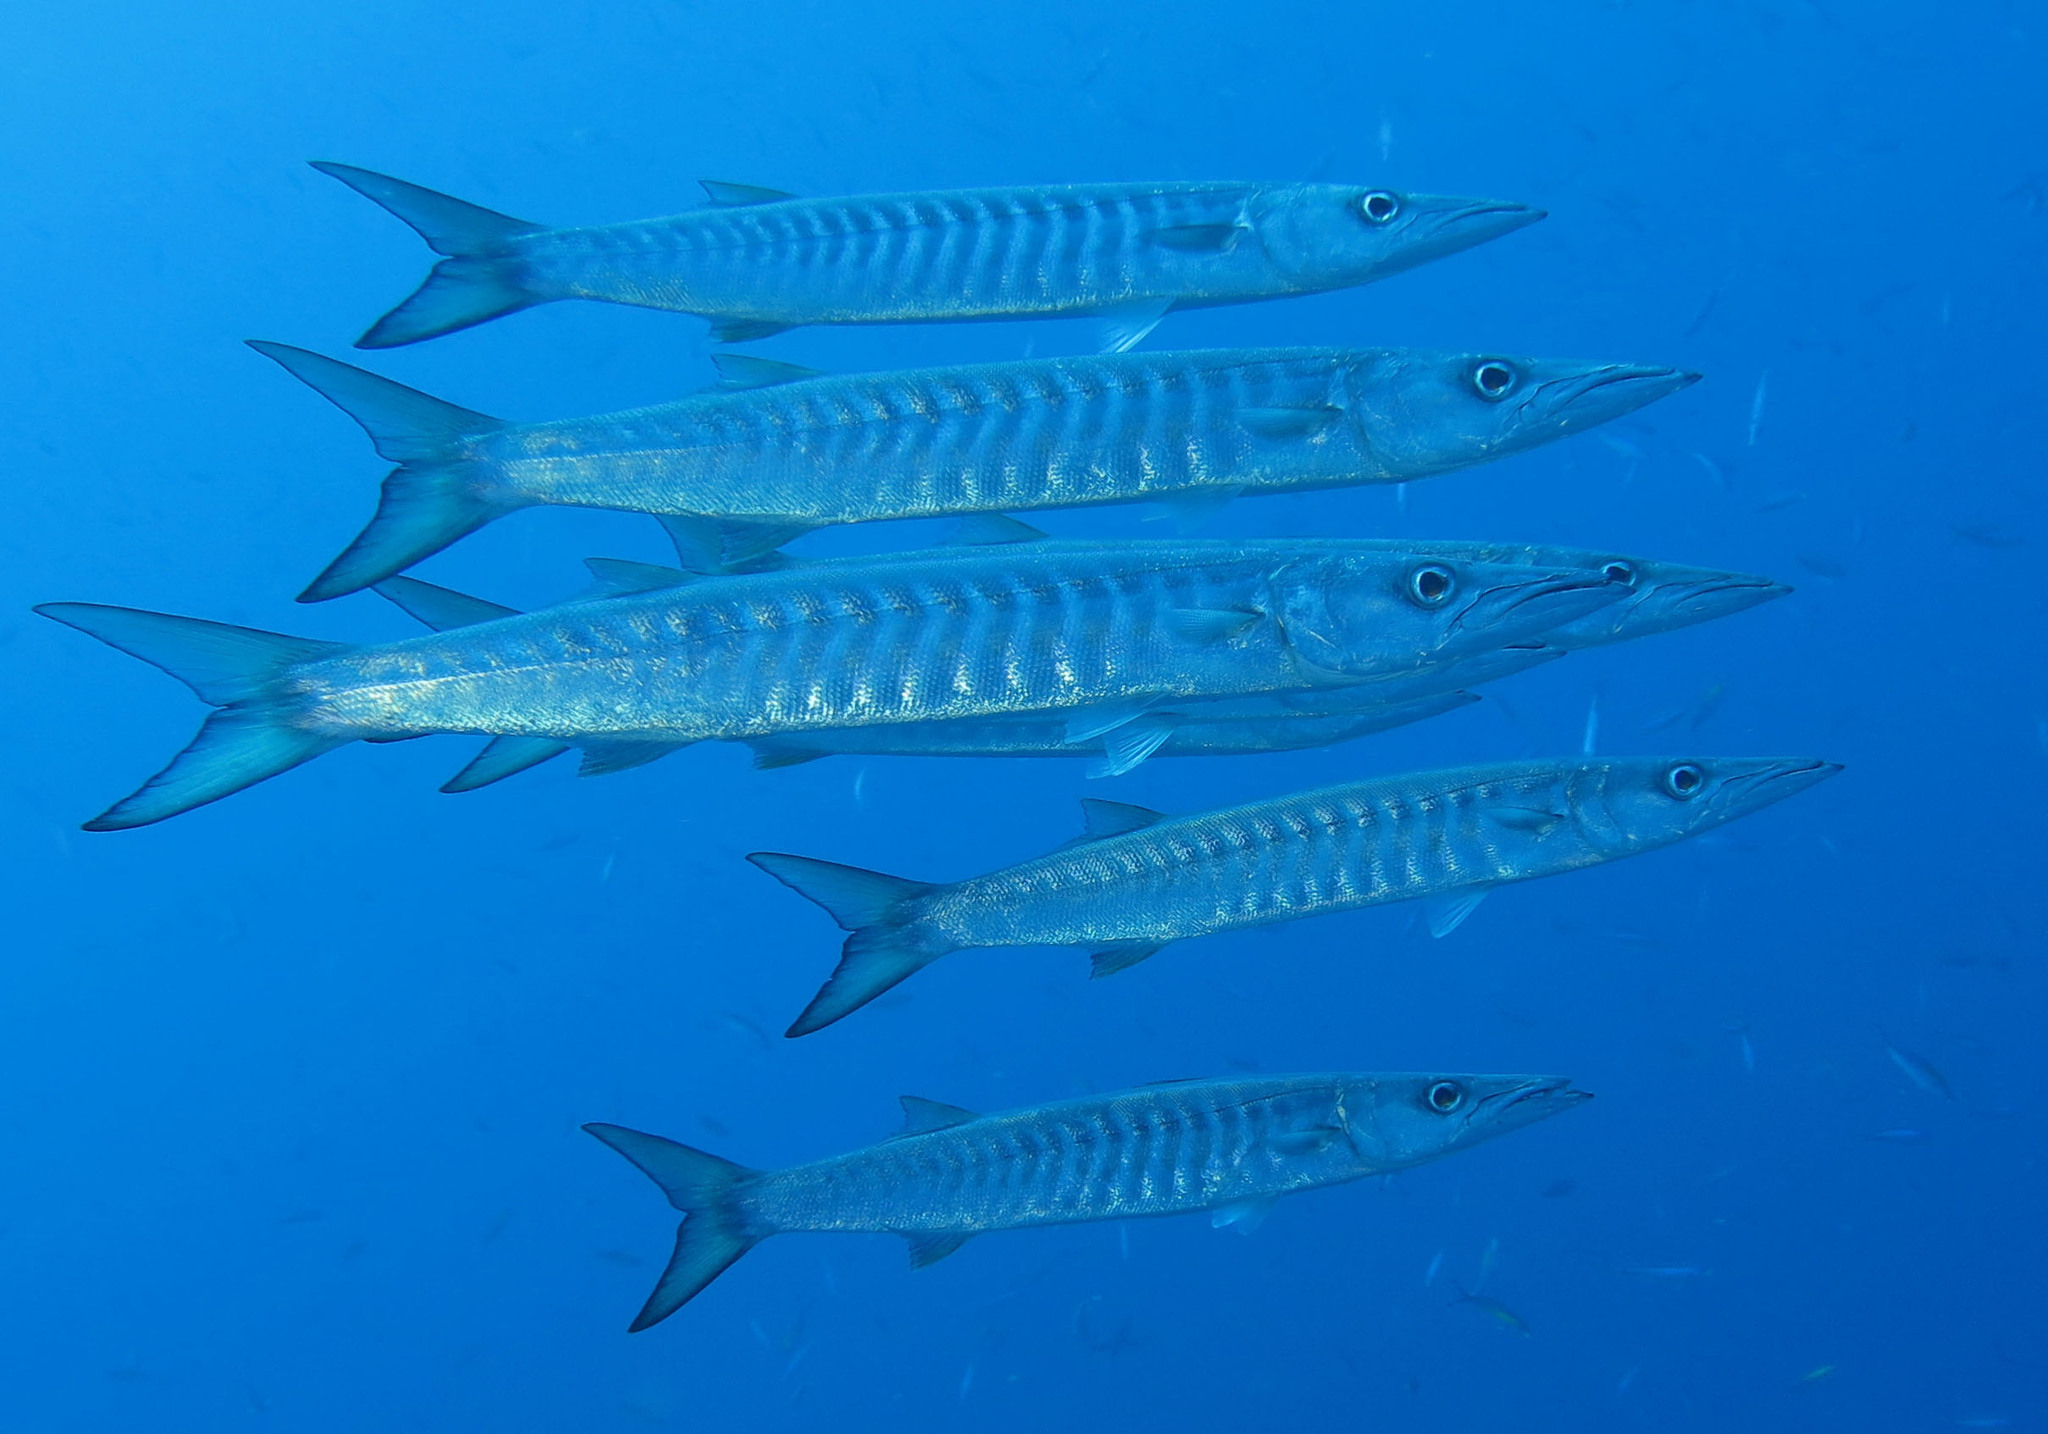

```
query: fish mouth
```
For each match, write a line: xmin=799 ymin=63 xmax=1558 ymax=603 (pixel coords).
xmin=1453 ymin=571 xmax=1628 ymax=642
xmin=1715 ymin=757 xmax=1844 ymax=813
xmin=1535 ymin=364 xmax=1701 ymax=426
xmin=1484 ymin=1076 xmax=1594 ymax=1125
xmin=1664 ymin=575 xmax=1794 ymax=620
xmin=1441 ymin=199 xmax=1549 ymax=239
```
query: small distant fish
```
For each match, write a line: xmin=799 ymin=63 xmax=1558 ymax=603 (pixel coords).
xmin=1883 ymin=1035 xmax=1955 ymax=1099
xmin=1689 ymin=451 xmax=1728 ymax=490
xmin=1581 ymin=696 xmax=1599 ymax=755
xmin=958 ymin=1364 xmax=974 ymax=1401
xmin=1747 ymin=371 xmax=1768 ymax=445
xmin=1597 ymin=431 xmax=1646 ymax=462
xmin=1757 ymin=490 xmax=1808 ymax=512
xmin=1616 ymin=1362 xmax=1641 ymax=1395
xmin=1796 ymin=554 xmax=1848 ymax=580
xmin=1796 ymin=1364 xmax=1838 ymax=1385
xmin=1865 ymin=1128 xmax=1928 ymax=1143
xmin=1541 ymin=1178 xmax=1577 ymax=1198
xmin=1622 ymin=1265 xmax=1705 ymax=1278
xmin=1452 ymin=1284 xmax=1531 ymax=1336
xmin=1477 ymin=1235 xmax=1500 ymax=1291
xmin=1424 ymin=1248 xmax=1444 ymax=1286
xmin=1950 ymin=523 xmax=2024 ymax=550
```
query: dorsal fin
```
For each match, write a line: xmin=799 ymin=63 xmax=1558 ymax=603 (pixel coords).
xmin=898 ymin=1096 xmax=980 ymax=1135
xmin=372 ymin=575 xmax=519 ymax=630
xmin=699 ymin=180 xmax=798 ymax=207
xmin=946 ymin=513 xmax=1050 ymax=547
xmin=582 ymin=557 xmax=693 ymax=596
xmin=711 ymin=353 xmax=825 ymax=389
xmin=1078 ymin=797 xmax=1168 ymax=840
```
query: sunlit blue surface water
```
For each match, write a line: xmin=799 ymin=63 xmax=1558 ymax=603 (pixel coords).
xmin=3 ymin=3 xmax=2041 ymax=1429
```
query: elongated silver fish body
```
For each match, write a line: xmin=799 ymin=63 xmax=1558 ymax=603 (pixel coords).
xmin=584 ymin=1070 xmax=1589 ymax=1327
xmin=744 ymin=690 xmax=1479 ymax=773
xmin=752 ymin=755 xmax=1839 ymax=1033
xmin=302 ymin=544 xmax=1605 ymax=741
xmin=314 ymin=164 xmax=1543 ymax=348
xmin=36 ymin=542 xmax=1622 ymax=828
xmin=251 ymin=342 xmax=1695 ymax=599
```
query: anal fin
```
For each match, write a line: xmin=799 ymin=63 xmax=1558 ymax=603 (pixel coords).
xmin=1425 ymin=889 xmax=1489 ymax=939
xmin=1088 ymin=941 xmax=1166 ymax=979
xmin=1086 ymin=718 xmax=1176 ymax=779
xmin=903 ymin=1231 xmax=973 ymax=1268
xmin=443 ymin=735 xmax=570 ymax=792
xmin=579 ymin=739 xmax=687 ymax=778
xmin=1094 ymin=298 xmax=1172 ymax=354
xmin=1210 ymin=1197 xmax=1277 ymax=1233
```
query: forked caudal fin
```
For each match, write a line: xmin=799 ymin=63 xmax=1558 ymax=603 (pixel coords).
xmin=33 ymin=603 xmax=355 ymax=830
xmin=249 ymin=341 xmax=517 ymax=601
xmin=312 ymin=161 xmax=548 ymax=348
xmin=582 ymin=1123 xmax=763 ymax=1329
xmin=745 ymin=853 xmax=946 ymax=1037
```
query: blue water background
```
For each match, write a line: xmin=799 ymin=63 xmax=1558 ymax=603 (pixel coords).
xmin=2 ymin=2 xmax=2041 ymax=1428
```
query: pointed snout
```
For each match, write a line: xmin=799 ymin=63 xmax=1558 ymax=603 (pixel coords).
xmin=1434 ymin=196 xmax=1549 ymax=241
xmin=1483 ymin=1075 xmax=1593 ymax=1133
xmin=1715 ymin=757 xmax=1843 ymax=816
xmin=1546 ymin=363 xmax=1702 ymax=429
xmin=1661 ymin=573 xmax=1794 ymax=626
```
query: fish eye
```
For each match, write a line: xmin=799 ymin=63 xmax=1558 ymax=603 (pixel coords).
xmin=1662 ymin=762 xmax=1705 ymax=800
xmin=1472 ymin=361 xmax=1517 ymax=400
xmin=1359 ymin=190 xmax=1401 ymax=225
xmin=1427 ymin=1080 xmax=1465 ymax=1113
xmin=1407 ymin=563 xmax=1456 ymax=607
xmin=1603 ymin=560 xmax=1637 ymax=586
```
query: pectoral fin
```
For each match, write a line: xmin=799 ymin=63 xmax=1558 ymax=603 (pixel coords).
xmin=1162 ymin=606 xmax=1263 ymax=644
xmin=1268 ymin=1126 xmax=1344 ymax=1157
xmin=1237 ymin=404 xmax=1345 ymax=439
xmin=1146 ymin=222 xmax=1246 ymax=253
xmin=1484 ymin=806 xmax=1568 ymax=836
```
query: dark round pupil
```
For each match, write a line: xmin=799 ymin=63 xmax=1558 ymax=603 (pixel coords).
xmin=1432 ymin=1084 xmax=1457 ymax=1109
xmin=1605 ymin=562 xmax=1634 ymax=584
xmin=1416 ymin=568 xmax=1449 ymax=600
xmin=1674 ymin=767 xmax=1699 ymax=792
xmin=1367 ymin=194 xmax=1396 ymax=221
xmin=1480 ymin=364 xmax=1510 ymax=393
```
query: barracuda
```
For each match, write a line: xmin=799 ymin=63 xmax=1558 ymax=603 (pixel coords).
xmin=752 ymin=756 xmax=1840 ymax=1034
xmin=313 ymin=164 xmax=1542 ymax=349
xmin=249 ymin=342 xmax=1694 ymax=600
xmin=585 ymin=1070 xmax=1590 ymax=1328
xmin=37 ymin=541 xmax=1623 ymax=829
xmin=740 ymin=689 xmax=1482 ymax=775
